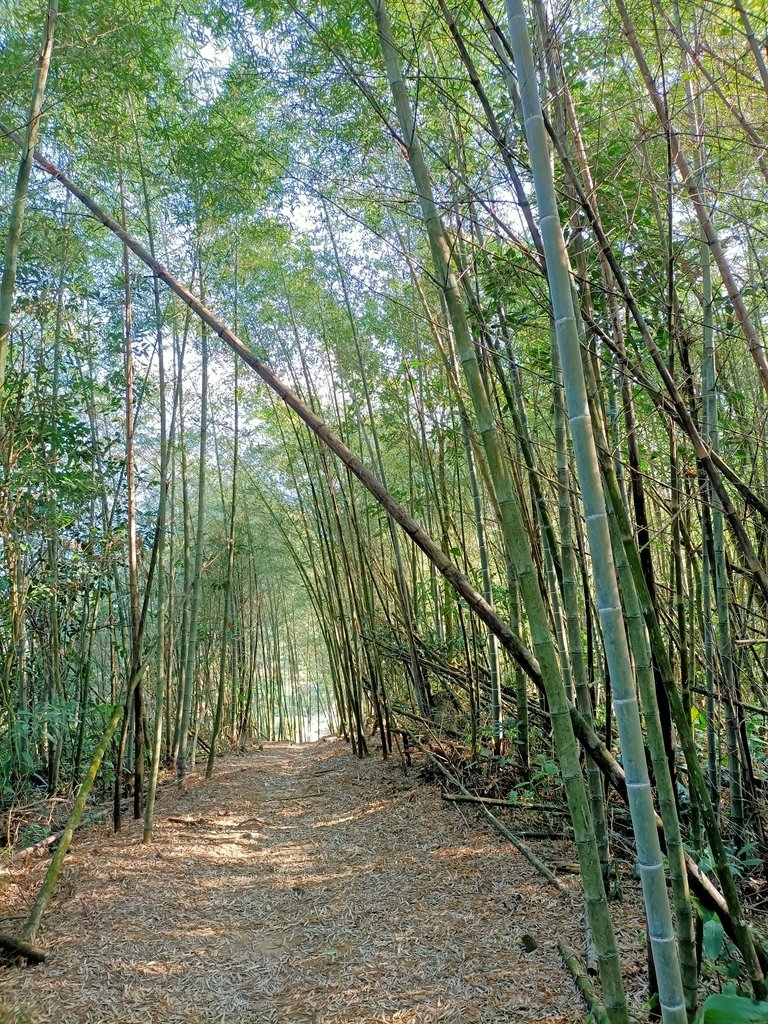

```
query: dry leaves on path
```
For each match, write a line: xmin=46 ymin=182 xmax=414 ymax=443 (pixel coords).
xmin=0 ymin=740 xmax=641 ymax=1023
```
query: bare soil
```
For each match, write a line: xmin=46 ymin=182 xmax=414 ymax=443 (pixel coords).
xmin=0 ymin=740 xmax=648 ymax=1023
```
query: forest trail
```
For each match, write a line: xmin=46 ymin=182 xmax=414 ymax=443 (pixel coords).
xmin=2 ymin=741 xmax=621 ymax=1024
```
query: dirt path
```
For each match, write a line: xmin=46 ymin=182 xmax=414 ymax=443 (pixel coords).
xmin=1 ymin=741 xmax=626 ymax=1023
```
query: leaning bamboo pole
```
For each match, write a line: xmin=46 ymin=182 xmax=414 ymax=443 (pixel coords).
xmin=23 ymin=667 xmax=145 ymax=943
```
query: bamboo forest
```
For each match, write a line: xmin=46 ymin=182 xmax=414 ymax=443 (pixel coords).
xmin=2 ymin=0 xmax=768 ymax=1021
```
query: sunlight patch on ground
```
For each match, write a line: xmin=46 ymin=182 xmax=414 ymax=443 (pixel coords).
xmin=0 ymin=740 xmax=645 ymax=1023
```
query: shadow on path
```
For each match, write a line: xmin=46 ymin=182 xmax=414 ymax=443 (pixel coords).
xmin=1 ymin=740 xmax=598 ymax=1023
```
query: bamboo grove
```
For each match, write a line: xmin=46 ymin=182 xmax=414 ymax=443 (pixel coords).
xmin=2 ymin=0 xmax=768 ymax=1019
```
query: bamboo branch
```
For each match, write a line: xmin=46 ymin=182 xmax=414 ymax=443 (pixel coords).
xmin=410 ymin=736 xmax=570 ymax=893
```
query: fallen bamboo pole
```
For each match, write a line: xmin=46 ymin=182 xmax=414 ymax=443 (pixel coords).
xmin=0 ymin=933 xmax=46 ymax=964
xmin=558 ymin=938 xmax=610 ymax=1024
xmin=442 ymin=793 xmax=569 ymax=813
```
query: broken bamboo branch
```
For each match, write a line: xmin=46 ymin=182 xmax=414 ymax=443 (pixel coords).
xmin=558 ymin=938 xmax=610 ymax=1024
xmin=410 ymin=737 xmax=570 ymax=893
xmin=0 ymin=933 xmax=46 ymax=964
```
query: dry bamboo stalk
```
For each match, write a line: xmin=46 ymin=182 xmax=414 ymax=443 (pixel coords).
xmin=0 ymin=933 xmax=46 ymax=964
xmin=558 ymin=938 xmax=610 ymax=1024
xmin=442 ymin=793 xmax=568 ymax=814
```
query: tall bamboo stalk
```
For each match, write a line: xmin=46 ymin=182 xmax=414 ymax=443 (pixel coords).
xmin=370 ymin=3 xmax=627 ymax=1017
xmin=504 ymin=1 xmax=685 ymax=1018
xmin=0 ymin=0 xmax=58 ymax=396
xmin=139 ymin=149 xmax=171 ymax=842
xmin=208 ymin=349 xmax=239 ymax=778
xmin=178 ymin=267 xmax=209 ymax=784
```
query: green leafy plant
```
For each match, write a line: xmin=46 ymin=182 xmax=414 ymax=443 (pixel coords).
xmin=697 ymin=906 xmax=742 ymax=983
xmin=696 ymin=992 xmax=768 ymax=1023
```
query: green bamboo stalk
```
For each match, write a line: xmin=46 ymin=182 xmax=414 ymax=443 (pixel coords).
xmin=0 ymin=0 xmax=58 ymax=395
xmin=558 ymin=938 xmax=611 ymax=1024
xmin=139 ymin=158 xmax=170 ymax=843
xmin=23 ymin=668 xmax=144 ymax=943
xmin=732 ymin=0 xmax=768 ymax=98
xmin=460 ymin=413 xmax=501 ymax=750
xmin=178 ymin=276 xmax=209 ymax=783
xmin=613 ymin=0 xmax=768 ymax=396
xmin=371 ymin=3 xmax=627 ymax=1019
xmin=504 ymin=1 xmax=685 ymax=1019
xmin=601 ymin=442 xmax=767 ymax=995
xmin=207 ymin=349 xmax=238 ymax=779
xmin=701 ymin=511 xmax=720 ymax=813
xmin=322 ymin=207 xmax=429 ymax=718
xmin=551 ymin=335 xmax=610 ymax=880
xmin=689 ymin=30 xmax=744 ymax=843
xmin=490 ymin=11 xmax=765 ymax=983
xmin=566 ymin=207 xmax=697 ymax=1005
xmin=605 ymin=502 xmax=698 ymax=1015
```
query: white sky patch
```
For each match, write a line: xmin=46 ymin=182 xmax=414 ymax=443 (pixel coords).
xmin=182 ymin=23 xmax=234 ymax=101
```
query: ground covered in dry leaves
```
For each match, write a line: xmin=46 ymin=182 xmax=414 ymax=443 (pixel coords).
xmin=1 ymin=740 xmax=649 ymax=1023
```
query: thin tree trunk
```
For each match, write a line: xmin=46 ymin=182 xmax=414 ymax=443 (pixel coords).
xmin=0 ymin=0 xmax=58 ymax=395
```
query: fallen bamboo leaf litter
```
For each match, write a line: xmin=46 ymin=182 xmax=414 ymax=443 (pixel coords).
xmin=0 ymin=741 xmax=651 ymax=1023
